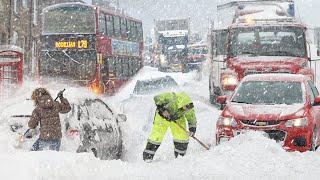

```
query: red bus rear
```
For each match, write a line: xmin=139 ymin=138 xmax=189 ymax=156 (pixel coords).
xmin=41 ymin=3 xmax=143 ymax=94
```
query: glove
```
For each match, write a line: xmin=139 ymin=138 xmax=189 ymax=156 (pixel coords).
xmin=188 ymin=127 xmax=196 ymax=137
xmin=57 ymin=90 xmax=64 ymax=99
xmin=161 ymin=109 xmax=172 ymax=120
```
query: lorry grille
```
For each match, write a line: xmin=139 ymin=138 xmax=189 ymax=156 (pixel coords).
xmin=241 ymin=120 xmax=281 ymax=126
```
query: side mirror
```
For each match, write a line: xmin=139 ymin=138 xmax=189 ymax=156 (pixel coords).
xmin=317 ymin=49 xmax=320 ymax=57
xmin=314 ymin=96 xmax=320 ymax=105
xmin=217 ymin=96 xmax=227 ymax=104
xmin=117 ymin=114 xmax=127 ymax=122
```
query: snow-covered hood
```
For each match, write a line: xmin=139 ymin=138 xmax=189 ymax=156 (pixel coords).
xmin=229 ymin=56 xmax=307 ymax=74
xmin=224 ymin=103 xmax=306 ymax=121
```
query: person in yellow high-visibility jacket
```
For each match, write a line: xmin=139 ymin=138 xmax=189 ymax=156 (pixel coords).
xmin=143 ymin=92 xmax=197 ymax=161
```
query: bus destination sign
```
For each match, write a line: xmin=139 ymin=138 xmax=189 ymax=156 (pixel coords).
xmin=55 ymin=40 xmax=88 ymax=49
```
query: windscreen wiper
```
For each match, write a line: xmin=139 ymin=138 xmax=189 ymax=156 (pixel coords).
xmin=239 ymin=51 xmax=257 ymax=56
xmin=262 ymin=51 xmax=297 ymax=57
xmin=231 ymin=101 xmax=250 ymax=104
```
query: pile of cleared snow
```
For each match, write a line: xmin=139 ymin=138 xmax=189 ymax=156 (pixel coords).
xmin=1 ymin=132 xmax=320 ymax=179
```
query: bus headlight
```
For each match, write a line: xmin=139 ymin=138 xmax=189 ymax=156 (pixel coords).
xmin=217 ymin=116 xmax=237 ymax=127
xmin=222 ymin=75 xmax=238 ymax=86
xmin=285 ymin=118 xmax=308 ymax=127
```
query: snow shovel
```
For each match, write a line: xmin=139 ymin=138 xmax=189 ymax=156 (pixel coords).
xmin=14 ymin=129 xmax=31 ymax=149
xmin=173 ymin=121 xmax=210 ymax=150
xmin=54 ymin=89 xmax=66 ymax=101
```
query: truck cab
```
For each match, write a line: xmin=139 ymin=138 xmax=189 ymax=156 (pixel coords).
xmin=209 ymin=0 xmax=314 ymax=104
xmin=154 ymin=19 xmax=190 ymax=72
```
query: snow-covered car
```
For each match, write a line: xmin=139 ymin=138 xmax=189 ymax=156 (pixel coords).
xmin=120 ymin=76 xmax=179 ymax=131
xmin=216 ymin=74 xmax=320 ymax=152
xmin=2 ymin=98 xmax=126 ymax=160
xmin=133 ymin=75 xmax=178 ymax=95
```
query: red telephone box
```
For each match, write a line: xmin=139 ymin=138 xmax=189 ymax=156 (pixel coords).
xmin=0 ymin=45 xmax=24 ymax=99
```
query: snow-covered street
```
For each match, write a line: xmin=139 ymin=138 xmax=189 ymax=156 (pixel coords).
xmin=0 ymin=67 xmax=320 ymax=180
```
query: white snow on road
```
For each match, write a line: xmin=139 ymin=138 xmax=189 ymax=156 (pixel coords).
xmin=1 ymin=67 xmax=320 ymax=180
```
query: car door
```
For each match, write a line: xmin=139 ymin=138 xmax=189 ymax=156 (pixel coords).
xmin=306 ymin=81 xmax=320 ymax=133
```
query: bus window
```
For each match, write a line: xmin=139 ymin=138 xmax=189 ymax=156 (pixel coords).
xmin=127 ymin=20 xmax=133 ymax=40
xmin=130 ymin=22 xmax=138 ymax=41
xmin=137 ymin=22 xmax=143 ymax=41
xmin=122 ymin=59 xmax=130 ymax=78
xmin=99 ymin=13 xmax=106 ymax=35
xmin=120 ymin=18 xmax=127 ymax=38
xmin=106 ymin=14 xmax=114 ymax=36
xmin=113 ymin=16 xmax=121 ymax=38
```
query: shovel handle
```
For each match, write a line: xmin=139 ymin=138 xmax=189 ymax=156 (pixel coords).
xmin=174 ymin=121 xmax=210 ymax=150
xmin=23 ymin=129 xmax=31 ymax=137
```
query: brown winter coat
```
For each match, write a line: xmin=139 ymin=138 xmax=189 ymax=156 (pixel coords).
xmin=28 ymin=95 xmax=71 ymax=140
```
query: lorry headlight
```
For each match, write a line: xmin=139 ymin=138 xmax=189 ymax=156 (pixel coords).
xmin=218 ymin=116 xmax=237 ymax=127
xmin=222 ymin=75 xmax=238 ymax=86
xmin=285 ymin=118 xmax=308 ymax=127
xmin=160 ymin=55 xmax=166 ymax=64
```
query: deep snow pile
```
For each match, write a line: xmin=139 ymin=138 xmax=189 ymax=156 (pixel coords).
xmin=1 ymin=132 xmax=320 ymax=180
xmin=1 ymin=67 xmax=320 ymax=179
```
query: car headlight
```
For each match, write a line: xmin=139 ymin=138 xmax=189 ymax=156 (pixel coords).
xmin=160 ymin=55 xmax=166 ymax=64
xmin=217 ymin=116 xmax=237 ymax=127
xmin=222 ymin=75 xmax=238 ymax=86
xmin=285 ymin=118 xmax=308 ymax=127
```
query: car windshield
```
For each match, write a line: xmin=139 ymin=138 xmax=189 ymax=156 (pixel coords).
xmin=133 ymin=76 xmax=178 ymax=95
xmin=43 ymin=5 xmax=96 ymax=34
xmin=231 ymin=81 xmax=304 ymax=105
xmin=229 ymin=26 xmax=306 ymax=57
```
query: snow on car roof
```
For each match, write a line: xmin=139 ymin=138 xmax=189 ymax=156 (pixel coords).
xmin=243 ymin=73 xmax=310 ymax=82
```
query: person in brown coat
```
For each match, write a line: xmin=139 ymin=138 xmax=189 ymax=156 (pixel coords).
xmin=28 ymin=88 xmax=71 ymax=151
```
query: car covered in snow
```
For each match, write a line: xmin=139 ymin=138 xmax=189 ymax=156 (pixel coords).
xmin=216 ymin=74 xmax=320 ymax=152
xmin=120 ymin=76 xmax=179 ymax=131
xmin=2 ymin=98 xmax=126 ymax=160
xmin=133 ymin=75 xmax=178 ymax=95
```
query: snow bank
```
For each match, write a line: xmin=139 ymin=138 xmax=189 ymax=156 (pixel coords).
xmin=1 ymin=132 xmax=320 ymax=180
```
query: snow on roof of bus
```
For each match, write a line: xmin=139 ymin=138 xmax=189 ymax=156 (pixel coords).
xmin=43 ymin=2 xmax=93 ymax=12
xmin=243 ymin=73 xmax=310 ymax=82
xmin=0 ymin=45 xmax=23 ymax=53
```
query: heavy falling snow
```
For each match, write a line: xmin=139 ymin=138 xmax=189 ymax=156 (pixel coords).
xmin=0 ymin=67 xmax=320 ymax=180
xmin=1 ymin=0 xmax=320 ymax=179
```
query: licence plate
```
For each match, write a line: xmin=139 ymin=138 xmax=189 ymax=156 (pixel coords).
xmin=234 ymin=130 xmax=269 ymax=138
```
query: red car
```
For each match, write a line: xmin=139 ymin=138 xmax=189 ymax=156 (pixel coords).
xmin=216 ymin=74 xmax=320 ymax=152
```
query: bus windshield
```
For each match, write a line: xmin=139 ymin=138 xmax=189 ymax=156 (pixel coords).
xmin=229 ymin=26 xmax=306 ymax=57
xmin=43 ymin=5 xmax=96 ymax=34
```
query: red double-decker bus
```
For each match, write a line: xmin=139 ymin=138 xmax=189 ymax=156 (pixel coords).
xmin=41 ymin=3 xmax=143 ymax=94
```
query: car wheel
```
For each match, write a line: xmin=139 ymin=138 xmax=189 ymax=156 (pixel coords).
xmin=311 ymin=127 xmax=318 ymax=151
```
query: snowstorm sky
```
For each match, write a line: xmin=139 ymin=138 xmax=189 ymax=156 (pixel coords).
xmin=85 ymin=0 xmax=320 ymax=36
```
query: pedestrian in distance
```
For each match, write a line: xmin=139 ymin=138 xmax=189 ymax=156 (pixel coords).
xmin=28 ymin=88 xmax=71 ymax=151
xmin=143 ymin=92 xmax=197 ymax=162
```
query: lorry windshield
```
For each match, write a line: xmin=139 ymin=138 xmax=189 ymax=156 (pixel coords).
xmin=230 ymin=26 xmax=306 ymax=57
xmin=231 ymin=81 xmax=303 ymax=105
xmin=43 ymin=5 xmax=95 ymax=34
xmin=163 ymin=36 xmax=188 ymax=46
xmin=189 ymin=47 xmax=208 ymax=55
